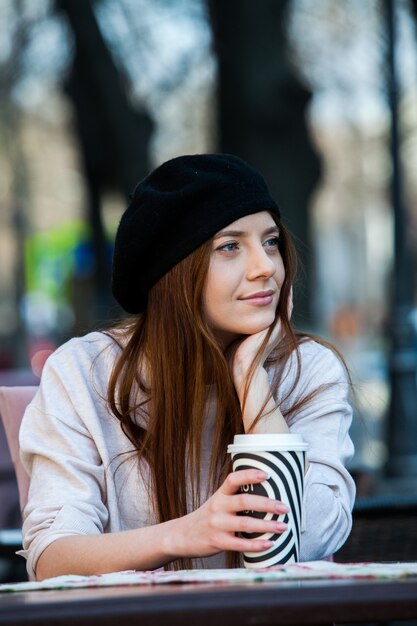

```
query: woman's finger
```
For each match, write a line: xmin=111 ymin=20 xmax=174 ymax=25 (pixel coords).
xmin=219 ymin=469 xmax=269 ymax=495
xmin=226 ymin=536 xmax=275 ymax=553
xmin=230 ymin=493 xmax=289 ymax=515
xmin=215 ymin=514 xmax=288 ymax=535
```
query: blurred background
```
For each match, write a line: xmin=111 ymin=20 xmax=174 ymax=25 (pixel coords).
xmin=1 ymin=0 xmax=417 ymax=529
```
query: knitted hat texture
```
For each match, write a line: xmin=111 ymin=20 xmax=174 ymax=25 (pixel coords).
xmin=112 ymin=153 xmax=280 ymax=313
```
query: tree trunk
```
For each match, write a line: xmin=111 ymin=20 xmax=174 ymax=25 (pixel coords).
xmin=208 ymin=0 xmax=320 ymax=326
xmin=56 ymin=0 xmax=153 ymax=327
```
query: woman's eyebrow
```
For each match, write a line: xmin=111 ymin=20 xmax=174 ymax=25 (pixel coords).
xmin=213 ymin=225 xmax=279 ymax=240
xmin=263 ymin=226 xmax=280 ymax=236
xmin=213 ymin=229 xmax=244 ymax=240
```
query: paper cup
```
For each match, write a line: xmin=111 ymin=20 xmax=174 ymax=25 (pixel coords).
xmin=227 ymin=433 xmax=308 ymax=568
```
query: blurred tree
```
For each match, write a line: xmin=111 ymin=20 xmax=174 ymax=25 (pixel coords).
xmin=208 ymin=0 xmax=321 ymax=326
xmin=55 ymin=0 xmax=153 ymax=327
xmin=384 ymin=0 xmax=417 ymax=483
xmin=0 ymin=0 xmax=35 ymax=366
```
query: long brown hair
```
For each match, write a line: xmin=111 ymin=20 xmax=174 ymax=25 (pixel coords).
xmin=107 ymin=219 xmax=344 ymax=569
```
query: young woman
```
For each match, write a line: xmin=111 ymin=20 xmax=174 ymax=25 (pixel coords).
xmin=19 ymin=154 xmax=355 ymax=580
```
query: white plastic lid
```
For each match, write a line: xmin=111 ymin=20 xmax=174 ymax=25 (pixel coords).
xmin=227 ymin=433 xmax=308 ymax=453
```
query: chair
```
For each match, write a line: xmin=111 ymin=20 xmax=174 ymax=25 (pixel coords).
xmin=0 ymin=386 xmax=37 ymax=582
xmin=0 ymin=386 xmax=37 ymax=513
xmin=334 ymin=493 xmax=417 ymax=563
xmin=0 ymin=416 xmax=20 ymax=529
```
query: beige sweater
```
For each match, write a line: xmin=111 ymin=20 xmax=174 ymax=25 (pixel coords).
xmin=19 ymin=332 xmax=355 ymax=579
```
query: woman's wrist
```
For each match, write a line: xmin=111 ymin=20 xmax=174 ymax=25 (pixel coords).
xmin=160 ymin=514 xmax=203 ymax=562
xmin=233 ymin=361 xmax=268 ymax=403
xmin=232 ymin=361 xmax=253 ymax=396
xmin=238 ymin=369 xmax=289 ymax=434
xmin=160 ymin=517 xmax=184 ymax=562
xmin=236 ymin=366 xmax=269 ymax=409
xmin=246 ymin=403 xmax=289 ymax=434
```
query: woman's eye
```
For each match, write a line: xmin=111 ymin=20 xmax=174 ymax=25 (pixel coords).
xmin=217 ymin=241 xmax=239 ymax=252
xmin=264 ymin=236 xmax=280 ymax=249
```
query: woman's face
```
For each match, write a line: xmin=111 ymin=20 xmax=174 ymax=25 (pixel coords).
xmin=203 ymin=211 xmax=285 ymax=347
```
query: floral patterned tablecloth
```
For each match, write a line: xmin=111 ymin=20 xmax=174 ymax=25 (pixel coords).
xmin=1 ymin=560 xmax=417 ymax=593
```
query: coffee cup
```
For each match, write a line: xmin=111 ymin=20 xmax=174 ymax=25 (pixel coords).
xmin=227 ymin=433 xmax=308 ymax=568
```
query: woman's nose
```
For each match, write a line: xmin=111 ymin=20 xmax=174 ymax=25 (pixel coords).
xmin=246 ymin=247 xmax=276 ymax=280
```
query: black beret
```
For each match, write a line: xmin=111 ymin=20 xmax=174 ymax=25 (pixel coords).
xmin=112 ymin=153 xmax=280 ymax=313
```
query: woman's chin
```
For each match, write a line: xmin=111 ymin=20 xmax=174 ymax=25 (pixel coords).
xmin=212 ymin=316 xmax=276 ymax=348
xmin=246 ymin=325 xmax=272 ymax=336
xmin=240 ymin=315 xmax=276 ymax=336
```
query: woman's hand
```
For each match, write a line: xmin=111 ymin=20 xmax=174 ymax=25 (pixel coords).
xmin=230 ymin=288 xmax=293 ymax=433
xmin=232 ymin=286 xmax=293 ymax=383
xmin=232 ymin=321 xmax=283 ymax=387
xmin=164 ymin=469 xmax=289 ymax=560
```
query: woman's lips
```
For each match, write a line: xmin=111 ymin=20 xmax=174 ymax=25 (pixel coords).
xmin=239 ymin=290 xmax=275 ymax=306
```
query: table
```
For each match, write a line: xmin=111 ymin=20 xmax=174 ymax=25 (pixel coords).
xmin=0 ymin=576 xmax=417 ymax=626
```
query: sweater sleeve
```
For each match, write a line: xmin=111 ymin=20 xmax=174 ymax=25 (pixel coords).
xmin=278 ymin=341 xmax=356 ymax=561
xmin=19 ymin=338 xmax=112 ymax=580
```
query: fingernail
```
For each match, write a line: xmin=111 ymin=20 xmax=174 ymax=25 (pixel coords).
xmin=276 ymin=522 xmax=288 ymax=531
xmin=275 ymin=502 xmax=289 ymax=512
xmin=257 ymin=471 xmax=270 ymax=480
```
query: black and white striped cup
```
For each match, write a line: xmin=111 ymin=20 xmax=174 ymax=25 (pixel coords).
xmin=227 ymin=433 xmax=308 ymax=568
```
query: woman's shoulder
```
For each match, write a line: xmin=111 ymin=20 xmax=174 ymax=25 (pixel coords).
xmin=269 ymin=337 xmax=347 ymax=391
xmin=31 ymin=330 xmax=126 ymax=412
xmin=299 ymin=336 xmax=344 ymax=361
xmin=269 ymin=337 xmax=350 ymax=415
xmin=51 ymin=330 xmax=119 ymax=359
xmin=43 ymin=330 xmax=123 ymax=380
xmin=293 ymin=337 xmax=348 ymax=386
xmin=298 ymin=337 xmax=339 ymax=361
